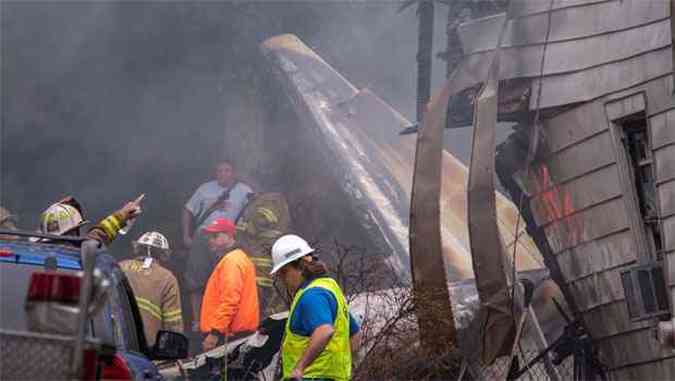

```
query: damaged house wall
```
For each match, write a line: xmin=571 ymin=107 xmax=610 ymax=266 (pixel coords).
xmin=450 ymin=0 xmax=675 ymax=378
xmin=499 ymin=78 xmax=675 ymax=379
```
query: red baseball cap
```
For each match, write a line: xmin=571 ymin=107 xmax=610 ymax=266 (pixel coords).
xmin=202 ymin=218 xmax=236 ymax=237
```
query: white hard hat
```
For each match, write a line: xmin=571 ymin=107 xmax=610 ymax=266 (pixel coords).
xmin=136 ymin=231 xmax=170 ymax=251
xmin=40 ymin=203 xmax=88 ymax=235
xmin=270 ymin=234 xmax=315 ymax=275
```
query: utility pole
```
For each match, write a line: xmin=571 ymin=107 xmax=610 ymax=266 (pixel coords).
xmin=416 ymin=0 xmax=434 ymax=122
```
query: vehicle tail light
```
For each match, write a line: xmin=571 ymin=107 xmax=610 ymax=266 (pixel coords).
xmin=25 ymin=271 xmax=82 ymax=334
xmin=81 ymin=348 xmax=99 ymax=381
xmin=27 ymin=271 xmax=81 ymax=304
xmin=0 ymin=248 xmax=13 ymax=257
xmin=100 ymin=354 xmax=133 ymax=380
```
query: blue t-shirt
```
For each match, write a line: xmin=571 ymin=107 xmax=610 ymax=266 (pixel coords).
xmin=185 ymin=181 xmax=252 ymax=231
xmin=289 ymin=280 xmax=360 ymax=337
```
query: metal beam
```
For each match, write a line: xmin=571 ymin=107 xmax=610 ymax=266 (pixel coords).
xmin=409 ymin=78 xmax=457 ymax=351
xmin=465 ymin=3 xmax=518 ymax=365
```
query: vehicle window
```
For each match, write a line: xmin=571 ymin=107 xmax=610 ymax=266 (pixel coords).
xmin=115 ymin=272 xmax=143 ymax=353
xmin=109 ymin=270 xmax=141 ymax=352
xmin=108 ymin=277 xmax=132 ymax=350
xmin=91 ymin=302 xmax=115 ymax=346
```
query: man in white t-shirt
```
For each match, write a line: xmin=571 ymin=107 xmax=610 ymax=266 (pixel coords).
xmin=182 ymin=159 xmax=252 ymax=330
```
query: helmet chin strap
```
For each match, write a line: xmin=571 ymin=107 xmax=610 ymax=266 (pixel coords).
xmin=142 ymin=245 xmax=154 ymax=269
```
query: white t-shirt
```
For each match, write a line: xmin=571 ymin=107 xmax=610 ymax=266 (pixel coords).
xmin=185 ymin=181 xmax=253 ymax=231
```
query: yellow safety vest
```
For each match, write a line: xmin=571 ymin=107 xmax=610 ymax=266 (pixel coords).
xmin=282 ymin=278 xmax=351 ymax=381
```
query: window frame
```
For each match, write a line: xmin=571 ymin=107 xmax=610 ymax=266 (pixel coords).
xmin=605 ymin=93 xmax=662 ymax=262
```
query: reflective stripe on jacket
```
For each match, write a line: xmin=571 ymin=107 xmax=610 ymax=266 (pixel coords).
xmin=88 ymin=211 xmax=127 ymax=247
xmin=236 ymin=193 xmax=290 ymax=316
xmin=250 ymin=254 xmax=286 ymax=317
xmin=200 ymin=248 xmax=259 ymax=336
xmin=282 ymin=278 xmax=351 ymax=381
xmin=119 ymin=258 xmax=183 ymax=346
xmin=235 ymin=192 xmax=290 ymax=250
xmin=250 ymin=256 xmax=273 ymax=287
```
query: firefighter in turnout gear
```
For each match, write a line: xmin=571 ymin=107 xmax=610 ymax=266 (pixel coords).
xmin=119 ymin=232 xmax=183 ymax=346
xmin=235 ymin=192 xmax=290 ymax=317
xmin=39 ymin=196 xmax=142 ymax=247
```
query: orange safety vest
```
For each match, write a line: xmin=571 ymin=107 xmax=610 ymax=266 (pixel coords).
xmin=200 ymin=248 xmax=259 ymax=336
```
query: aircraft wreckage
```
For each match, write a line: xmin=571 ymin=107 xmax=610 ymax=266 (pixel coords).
xmin=259 ymin=34 xmax=545 ymax=281
xmin=260 ymin=32 xmax=575 ymax=378
xmin=163 ymin=33 xmax=567 ymax=380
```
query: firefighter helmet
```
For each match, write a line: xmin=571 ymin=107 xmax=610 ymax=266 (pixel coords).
xmin=136 ymin=231 xmax=170 ymax=251
xmin=270 ymin=234 xmax=314 ymax=275
xmin=40 ymin=203 xmax=88 ymax=235
xmin=134 ymin=231 xmax=171 ymax=260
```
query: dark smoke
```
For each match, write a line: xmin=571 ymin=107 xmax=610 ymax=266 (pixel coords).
xmin=1 ymin=1 xmax=454 ymax=255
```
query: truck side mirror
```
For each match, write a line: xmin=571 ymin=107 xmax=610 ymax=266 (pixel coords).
xmin=151 ymin=330 xmax=188 ymax=360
